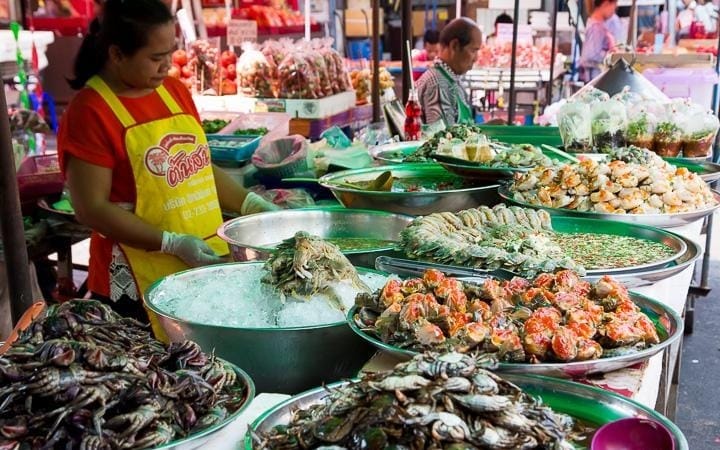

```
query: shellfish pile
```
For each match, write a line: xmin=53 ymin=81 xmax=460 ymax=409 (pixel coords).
xmin=400 ymin=205 xmax=583 ymax=277
xmin=354 ymin=269 xmax=660 ymax=363
xmin=250 ymin=352 xmax=581 ymax=449
xmin=0 ymin=300 xmax=250 ymax=449
xmin=510 ymin=157 xmax=717 ymax=214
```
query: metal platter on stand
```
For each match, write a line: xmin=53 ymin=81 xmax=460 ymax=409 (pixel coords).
xmin=318 ymin=164 xmax=501 ymax=216
xmin=348 ymin=289 xmax=682 ymax=378
xmin=244 ymin=376 xmax=688 ymax=450
xmin=499 ymin=185 xmax=720 ymax=228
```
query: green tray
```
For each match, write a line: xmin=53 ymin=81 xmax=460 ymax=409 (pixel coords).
xmin=245 ymin=373 xmax=687 ymax=450
xmin=479 ymin=125 xmax=561 ymax=136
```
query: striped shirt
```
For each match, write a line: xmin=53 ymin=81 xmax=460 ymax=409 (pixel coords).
xmin=416 ymin=59 xmax=470 ymax=126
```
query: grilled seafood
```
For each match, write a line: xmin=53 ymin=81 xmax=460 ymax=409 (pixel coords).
xmin=250 ymin=352 xmax=581 ymax=449
xmin=354 ymin=270 xmax=661 ymax=363
xmin=0 ymin=300 xmax=250 ymax=449
xmin=511 ymin=152 xmax=717 ymax=214
xmin=263 ymin=231 xmax=370 ymax=310
xmin=400 ymin=204 xmax=584 ymax=277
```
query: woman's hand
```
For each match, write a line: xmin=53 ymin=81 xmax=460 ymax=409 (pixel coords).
xmin=160 ymin=232 xmax=223 ymax=267
xmin=66 ymin=156 xmax=165 ymax=250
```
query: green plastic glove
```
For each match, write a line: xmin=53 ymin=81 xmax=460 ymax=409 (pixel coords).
xmin=241 ymin=192 xmax=281 ymax=216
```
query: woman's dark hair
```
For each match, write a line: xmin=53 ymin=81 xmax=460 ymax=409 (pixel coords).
xmin=439 ymin=17 xmax=481 ymax=48
xmin=424 ymin=29 xmax=440 ymax=45
xmin=69 ymin=0 xmax=173 ymax=90
xmin=495 ymin=13 xmax=513 ymax=25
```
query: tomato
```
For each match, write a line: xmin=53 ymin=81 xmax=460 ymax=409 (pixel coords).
xmin=220 ymin=50 xmax=237 ymax=68
xmin=225 ymin=63 xmax=237 ymax=80
xmin=172 ymin=49 xmax=188 ymax=67
xmin=181 ymin=66 xmax=193 ymax=79
xmin=168 ymin=64 xmax=181 ymax=79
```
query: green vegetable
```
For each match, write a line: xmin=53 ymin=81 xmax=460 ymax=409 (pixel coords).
xmin=626 ymin=116 xmax=649 ymax=140
xmin=404 ymin=124 xmax=485 ymax=162
xmin=655 ymin=122 xmax=680 ymax=140
xmin=202 ymin=119 xmax=230 ymax=134
xmin=233 ymin=127 xmax=269 ymax=136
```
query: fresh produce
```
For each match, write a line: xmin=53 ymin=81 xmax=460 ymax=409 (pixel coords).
xmin=237 ymin=43 xmax=275 ymax=98
xmin=654 ymin=121 xmax=682 ymax=157
xmin=476 ymin=41 xmax=554 ymax=69
xmin=557 ymin=102 xmax=592 ymax=152
xmin=590 ymin=100 xmax=627 ymax=152
xmin=169 ymin=41 xmax=237 ymax=95
xmin=680 ymin=109 xmax=719 ymax=158
xmin=350 ymin=68 xmax=394 ymax=104
xmin=0 ymin=300 xmax=250 ymax=449
xmin=233 ymin=5 xmax=314 ymax=29
xmin=250 ymin=351 xmax=585 ymax=449
xmin=202 ymin=118 xmax=230 ymax=134
xmin=400 ymin=205 xmax=583 ymax=276
xmin=233 ymin=127 xmax=268 ymax=136
xmin=552 ymin=233 xmax=677 ymax=269
xmin=511 ymin=157 xmax=717 ymax=214
xmin=354 ymin=269 xmax=661 ymax=363
xmin=262 ymin=232 xmax=369 ymax=309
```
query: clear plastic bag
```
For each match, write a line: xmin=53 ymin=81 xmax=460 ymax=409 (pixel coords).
xmin=611 ymin=86 xmax=643 ymax=107
xmin=277 ymin=49 xmax=322 ymax=99
xmin=557 ymin=102 xmax=593 ymax=152
xmin=591 ymin=100 xmax=627 ymax=152
xmin=625 ymin=102 xmax=658 ymax=150
xmin=575 ymin=86 xmax=610 ymax=105
xmin=250 ymin=187 xmax=316 ymax=209
xmin=653 ymin=105 xmax=683 ymax=157
xmin=681 ymin=109 xmax=719 ymax=157
xmin=236 ymin=42 xmax=276 ymax=98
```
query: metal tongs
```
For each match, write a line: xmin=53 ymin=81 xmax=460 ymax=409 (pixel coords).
xmin=375 ymin=256 xmax=518 ymax=282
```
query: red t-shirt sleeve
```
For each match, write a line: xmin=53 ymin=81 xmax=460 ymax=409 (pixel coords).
xmin=57 ymin=88 xmax=121 ymax=173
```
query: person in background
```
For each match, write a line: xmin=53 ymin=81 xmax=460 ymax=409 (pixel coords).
xmin=605 ymin=12 xmax=623 ymax=43
xmin=579 ymin=0 xmax=618 ymax=82
xmin=58 ymin=0 xmax=278 ymax=331
xmin=486 ymin=12 xmax=513 ymax=44
xmin=423 ymin=29 xmax=441 ymax=61
xmin=416 ymin=17 xmax=482 ymax=126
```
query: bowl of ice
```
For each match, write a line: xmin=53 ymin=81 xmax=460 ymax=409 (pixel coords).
xmin=145 ymin=262 xmax=388 ymax=394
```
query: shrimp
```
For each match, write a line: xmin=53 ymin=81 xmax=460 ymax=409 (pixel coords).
xmin=514 ymin=173 xmax=539 ymax=191
xmin=593 ymin=202 xmax=616 ymax=213
xmin=537 ymin=187 xmax=554 ymax=206
xmin=538 ymin=168 xmax=557 ymax=185
xmin=553 ymin=195 xmax=573 ymax=208
xmin=617 ymin=173 xmax=639 ymax=188
xmin=662 ymin=191 xmax=683 ymax=206
xmin=591 ymin=174 xmax=610 ymax=191
xmin=573 ymin=183 xmax=590 ymax=196
xmin=648 ymin=194 xmax=664 ymax=209
xmin=619 ymin=189 xmax=644 ymax=210
xmin=609 ymin=160 xmax=632 ymax=179
xmin=560 ymin=168 xmax=582 ymax=188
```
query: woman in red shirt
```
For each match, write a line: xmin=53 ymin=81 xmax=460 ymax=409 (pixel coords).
xmin=59 ymin=0 xmax=276 ymax=326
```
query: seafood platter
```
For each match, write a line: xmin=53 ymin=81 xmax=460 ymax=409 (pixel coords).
xmin=349 ymin=267 xmax=681 ymax=377
xmin=502 ymin=147 xmax=720 ymax=227
xmin=0 ymin=300 xmax=254 ymax=449
xmin=318 ymin=164 xmax=502 ymax=216
xmin=370 ymin=140 xmax=423 ymax=164
xmin=217 ymin=208 xmax=412 ymax=268
xmin=246 ymin=352 xmax=688 ymax=449
xmin=146 ymin=232 xmax=392 ymax=394
xmin=393 ymin=204 xmax=698 ymax=287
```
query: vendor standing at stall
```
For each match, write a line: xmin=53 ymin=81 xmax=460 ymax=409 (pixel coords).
xmin=416 ymin=17 xmax=482 ymax=126
xmin=579 ymin=0 xmax=619 ymax=82
xmin=58 ymin=0 xmax=277 ymax=330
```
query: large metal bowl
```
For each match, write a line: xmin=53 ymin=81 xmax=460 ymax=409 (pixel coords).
xmin=244 ymin=375 xmax=688 ymax=450
xmin=217 ymin=208 xmax=413 ymax=268
xmin=349 ymin=290 xmax=683 ymax=378
xmin=145 ymin=262 xmax=383 ymax=395
xmin=500 ymin=185 xmax=720 ymax=228
xmin=155 ymin=362 xmax=255 ymax=450
xmin=318 ymin=164 xmax=501 ymax=216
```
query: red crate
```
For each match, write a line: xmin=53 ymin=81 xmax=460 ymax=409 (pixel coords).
xmin=16 ymin=154 xmax=64 ymax=202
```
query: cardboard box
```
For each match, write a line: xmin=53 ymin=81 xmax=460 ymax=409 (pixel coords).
xmin=255 ymin=91 xmax=357 ymax=119
xmin=412 ymin=9 xmax=449 ymax=37
xmin=345 ymin=8 xmax=384 ymax=37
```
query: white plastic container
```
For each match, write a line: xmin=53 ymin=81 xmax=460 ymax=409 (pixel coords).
xmin=642 ymin=68 xmax=719 ymax=110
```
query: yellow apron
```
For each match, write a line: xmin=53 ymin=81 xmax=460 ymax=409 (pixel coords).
xmin=87 ymin=76 xmax=228 ymax=339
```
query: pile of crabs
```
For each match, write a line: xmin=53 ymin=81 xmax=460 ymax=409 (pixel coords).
xmin=0 ymin=301 xmax=250 ymax=449
xmin=355 ymin=269 xmax=659 ymax=363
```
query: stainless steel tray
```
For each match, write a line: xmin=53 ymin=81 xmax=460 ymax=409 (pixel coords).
xmin=244 ymin=376 xmax=688 ymax=450
xmin=348 ymin=288 xmax=683 ymax=377
xmin=318 ymin=164 xmax=501 ymax=216
xmin=499 ymin=185 xmax=720 ymax=228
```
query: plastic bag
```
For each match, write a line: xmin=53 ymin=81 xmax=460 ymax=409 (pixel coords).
xmin=653 ymin=105 xmax=683 ymax=157
xmin=611 ymin=86 xmax=643 ymax=107
xmin=250 ymin=187 xmax=316 ymax=209
xmin=277 ymin=49 xmax=321 ymax=99
xmin=625 ymin=102 xmax=658 ymax=150
xmin=591 ymin=100 xmax=627 ymax=152
xmin=300 ymin=40 xmax=332 ymax=98
xmin=575 ymin=86 xmax=610 ymax=105
xmin=558 ymin=102 xmax=593 ymax=152
xmin=252 ymin=135 xmax=309 ymax=178
xmin=681 ymin=109 xmax=719 ymax=157
xmin=237 ymin=42 xmax=275 ymax=98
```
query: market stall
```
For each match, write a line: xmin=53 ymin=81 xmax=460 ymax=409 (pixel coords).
xmin=2 ymin=0 xmax=720 ymax=448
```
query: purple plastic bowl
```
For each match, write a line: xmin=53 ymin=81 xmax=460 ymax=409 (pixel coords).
xmin=591 ymin=417 xmax=675 ymax=450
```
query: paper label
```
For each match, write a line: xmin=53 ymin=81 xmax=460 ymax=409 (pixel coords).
xmin=227 ymin=19 xmax=258 ymax=46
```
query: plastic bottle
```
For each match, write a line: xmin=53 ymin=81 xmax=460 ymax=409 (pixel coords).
xmin=404 ymin=88 xmax=422 ymax=141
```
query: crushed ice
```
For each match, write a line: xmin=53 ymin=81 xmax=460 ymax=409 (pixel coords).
xmin=150 ymin=264 xmax=389 ymax=328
